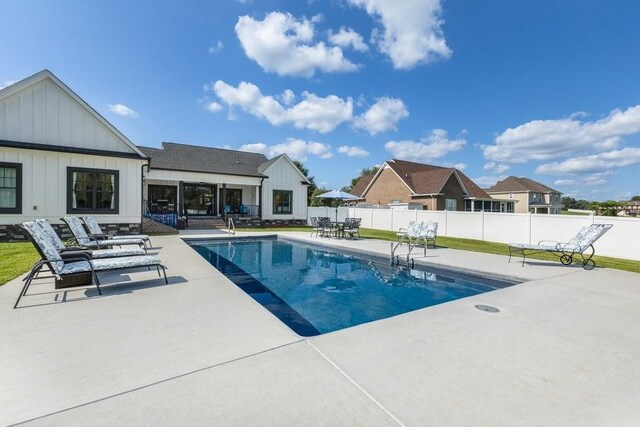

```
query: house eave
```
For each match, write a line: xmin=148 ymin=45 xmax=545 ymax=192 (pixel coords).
xmin=0 ymin=139 xmax=149 ymax=160
xmin=148 ymin=165 xmax=267 ymax=178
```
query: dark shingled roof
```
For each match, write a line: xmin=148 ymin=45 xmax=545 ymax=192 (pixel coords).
xmin=384 ymin=159 xmax=491 ymax=198
xmin=349 ymin=174 xmax=374 ymax=197
xmin=485 ymin=176 xmax=560 ymax=194
xmin=139 ymin=142 xmax=269 ymax=177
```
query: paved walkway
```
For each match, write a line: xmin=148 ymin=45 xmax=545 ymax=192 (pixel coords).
xmin=1 ymin=232 xmax=639 ymax=425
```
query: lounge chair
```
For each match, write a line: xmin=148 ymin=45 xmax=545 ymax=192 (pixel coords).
xmin=36 ymin=219 xmax=146 ymax=259
xmin=508 ymin=223 xmax=613 ymax=270
xmin=397 ymin=221 xmax=423 ymax=245
xmin=396 ymin=221 xmax=417 ymax=243
xmin=82 ymin=216 xmax=152 ymax=248
xmin=16 ymin=221 xmax=168 ymax=308
xmin=61 ymin=217 xmax=147 ymax=252
xmin=344 ymin=217 xmax=361 ymax=239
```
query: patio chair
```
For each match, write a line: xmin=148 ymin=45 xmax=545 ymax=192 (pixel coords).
xmin=344 ymin=217 xmax=361 ymax=239
xmin=61 ymin=217 xmax=147 ymax=252
xmin=310 ymin=217 xmax=323 ymax=237
xmin=397 ymin=221 xmax=423 ymax=245
xmin=36 ymin=219 xmax=146 ymax=259
xmin=318 ymin=217 xmax=333 ymax=238
xmin=424 ymin=221 xmax=438 ymax=249
xmin=82 ymin=216 xmax=152 ymax=248
xmin=508 ymin=223 xmax=613 ymax=270
xmin=16 ymin=221 xmax=168 ymax=309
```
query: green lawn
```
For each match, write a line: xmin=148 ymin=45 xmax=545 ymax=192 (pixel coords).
xmin=561 ymin=210 xmax=592 ymax=216
xmin=238 ymin=226 xmax=640 ymax=274
xmin=0 ymin=242 xmax=39 ymax=286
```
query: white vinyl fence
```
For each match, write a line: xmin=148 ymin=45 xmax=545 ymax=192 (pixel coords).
xmin=308 ymin=207 xmax=640 ymax=261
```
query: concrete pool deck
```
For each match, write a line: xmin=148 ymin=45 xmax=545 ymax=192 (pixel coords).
xmin=1 ymin=232 xmax=639 ymax=425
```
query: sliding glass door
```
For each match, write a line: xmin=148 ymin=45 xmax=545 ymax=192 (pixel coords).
xmin=183 ymin=184 xmax=217 ymax=216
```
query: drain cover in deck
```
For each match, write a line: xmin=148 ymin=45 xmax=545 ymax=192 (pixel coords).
xmin=474 ymin=304 xmax=500 ymax=313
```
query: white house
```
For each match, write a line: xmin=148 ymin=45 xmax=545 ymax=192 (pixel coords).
xmin=140 ymin=143 xmax=310 ymax=225
xmin=0 ymin=70 xmax=310 ymax=240
xmin=0 ymin=70 xmax=148 ymax=240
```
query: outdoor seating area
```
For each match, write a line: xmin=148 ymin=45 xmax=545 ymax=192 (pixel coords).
xmin=508 ymin=223 xmax=613 ymax=270
xmin=396 ymin=220 xmax=439 ymax=249
xmin=14 ymin=217 xmax=168 ymax=309
xmin=309 ymin=217 xmax=361 ymax=239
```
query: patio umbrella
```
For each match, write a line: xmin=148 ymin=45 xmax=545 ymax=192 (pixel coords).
xmin=316 ymin=190 xmax=360 ymax=222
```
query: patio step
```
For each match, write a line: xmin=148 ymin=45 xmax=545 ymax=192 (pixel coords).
xmin=187 ymin=217 xmax=227 ymax=230
xmin=142 ymin=216 xmax=179 ymax=234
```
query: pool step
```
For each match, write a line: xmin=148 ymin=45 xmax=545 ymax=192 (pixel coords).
xmin=187 ymin=218 xmax=227 ymax=229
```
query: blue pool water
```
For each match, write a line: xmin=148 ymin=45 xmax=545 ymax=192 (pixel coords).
xmin=188 ymin=237 xmax=516 ymax=336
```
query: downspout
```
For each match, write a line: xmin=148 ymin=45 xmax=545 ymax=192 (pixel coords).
xmin=259 ymin=178 xmax=265 ymax=219
xmin=140 ymin=162 xmax=150 ymax=233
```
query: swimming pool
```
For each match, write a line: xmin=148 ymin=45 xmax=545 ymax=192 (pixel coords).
xmin=188 ymin=237 xmax=517 ymax=336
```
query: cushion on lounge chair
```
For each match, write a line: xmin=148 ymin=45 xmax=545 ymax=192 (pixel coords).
xmin=22 ymin=221 xmax=64 ymax=274
xmin=61 ymin=255 xmax=163 ymax=275
xmin=63 ymin=217 xmax=144 ymax=248
xmin=92 ymin=247 xmax=146 ymax=258
xmin=82 ymin=217 xmax=150 ymax=241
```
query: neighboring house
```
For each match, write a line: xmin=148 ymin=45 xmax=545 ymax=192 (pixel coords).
xmin=139 ymin=143 xmax=310 ymax=224
xmin=0 ymin=70 xmax=148 ymax=241
xmin=350 ymin=159 xmax=514 ymax=212
xmin=485 ymin=176 xmax=562 ymax=214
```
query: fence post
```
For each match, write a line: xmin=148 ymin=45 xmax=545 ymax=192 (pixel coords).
xmin=390 ymin=208 xmax=394 ymax=232
xmin=444 ymin=209 xmax=448 ymax=236
xmin=481 ymin=210 xmax=485 ymax=241
xmin=528 ymin=212 xmax=532 ymax=244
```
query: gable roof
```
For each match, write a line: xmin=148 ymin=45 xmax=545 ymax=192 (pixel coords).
xmin=375 ymin=159 xmax=491 ymax=198
xmin=139 ymin=142 xmax=269 ymax=177
xmin=349 ymin=174 xmax=374 ymax=198
xmin=0 ymin=69 xmax=147 ymax=159
xmin=257 ymin=153 xmax=311 ymax=184
xmin=485 ymin=176 xmax=560 ymax=194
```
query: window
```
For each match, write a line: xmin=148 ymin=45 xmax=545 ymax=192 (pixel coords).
xmin=273 ymin=190 xmax=293 ymax=214
xmin=445 ymin=199 xmax=457 ymax=211
xmin=67 ymin=167 xmax=119 ymax=214
xmin=0 ymin=162 xmax=22 ymax=214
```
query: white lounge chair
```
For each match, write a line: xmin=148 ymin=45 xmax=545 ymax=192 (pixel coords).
xmin=82 ymin=216 xmax=152 ymax=248
xmin=16 ymin=221 xmax=168 ymax=308
xmin=508 ymin=223 xmax=613 ymax=270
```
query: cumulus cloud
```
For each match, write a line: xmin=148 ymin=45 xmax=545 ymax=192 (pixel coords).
xmin=204 ymin=102 xmax=223 ymax=113
xmin=483 ymin=162 xmax=510 ymax=173
xmin=554 ymin=179 xmax=575 ymax=186
xmin=535 ymin=147 xmax=640 ymax=175
xmin=280 ymin=89 xmax=295 ymax=105
xmin=338 ymin=145 xmax=369 ymax=157
xmin=107 ymin=104 xmax=139 ymax=118
xmin=239 ymin=138 xmax=333 ymax=161
xmin=208 ymin=80 xmax=353 ymax=133
xmin=208 ymin=41 xmax=224 ymax=54
xmin=482 ymin=105 xmax=640 ymax=163
xmin=348 ymin=0 xmax=451 ymax=69
xmin=328 ymin=27 xmax=369 ymax=52
xmin=384 ymin=129 xmax=465 ymax=162
xmin=353 ymin=97 xmax=409 ymax=135
xmin=472 ymin=175 xmax=508 ymax=188
xmin=235 ymin=12 xmax=358 ymax=77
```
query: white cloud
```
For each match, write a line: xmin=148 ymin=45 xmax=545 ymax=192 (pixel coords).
xmin=450 ymin=162 xmax=467 ymax=171
xmin=208 ymin=41 xmax=224 ymax=54
xmin=348 ymin=0 xmax=451 ymax=69
xmin=353 ymin=97 xmax=409 ymax=135
xmin=536 ymin=147 xmax=640 ymax=175
xmin=384 ymin=129 xmax=465 ymax=162
xmin=107 ymin=103 xmax=139 ymax=118
xmin=472 ymin=175 xmax=508 ymax=188
xmin=0 ymin=80 xmax=17 ymax=90
xmin=328 ymin=27 xmax=369 ymax=52
xmin=280 ymin=89 xmax=295 ymax=105
xmin=338 ymin=145 xmax=369 ymax=157
xmin=482 ymin=105 xmax=640 ymax=163
xmin=235 ymin=12 xmax=358 ymax=77
xmin=205 ymin=102 xmax=223 ymax=113
xmin=209 ymin=80 xmax=353 ymax=133
xmin=554 ymin=179 xmax=575 ymax=186
xmin=483 ymin=162 xmax=510 ymax=173
xmin=239 ymin=138 xmax=333 ymax=161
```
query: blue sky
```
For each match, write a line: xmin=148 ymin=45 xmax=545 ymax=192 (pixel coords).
xmin=2 ymin=0 xmax=639 ymax=200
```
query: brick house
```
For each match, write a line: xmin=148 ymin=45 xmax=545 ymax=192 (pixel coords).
xmin=350 ymin=159 xmax=514 ymax=212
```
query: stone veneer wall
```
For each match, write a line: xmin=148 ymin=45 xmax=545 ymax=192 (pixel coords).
xmin=0 ymin=223 xmax=142 ymax=243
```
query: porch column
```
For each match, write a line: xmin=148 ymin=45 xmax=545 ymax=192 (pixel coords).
xmin=255 ymin=185 xmax=260 ymax=217
xmin=222 ymin=183 xmax=227 ymax=219
xmin=178 ymin=181 xmax=184 ymax=216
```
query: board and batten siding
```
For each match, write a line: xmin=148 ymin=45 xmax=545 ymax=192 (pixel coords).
xmin=261 ymin=157 xmax=308 ymax=220
xmin=0 ymin=77 xmax=138 ymax=155
xmin=0 ymin=146 xmax=142 ymax=225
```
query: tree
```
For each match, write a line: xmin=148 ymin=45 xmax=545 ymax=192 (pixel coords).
xmin=589 ymin=200 xmax=622 ymax=216
xmin=344 ymin=165 xmax=380 ymax=192
xmin=310 ymin=187 xmax=336 ymax=207
xmin=631 ymin=195 xmax=640 ymax=201
xmin=291 ymin=160 xmax=317 ymax=206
